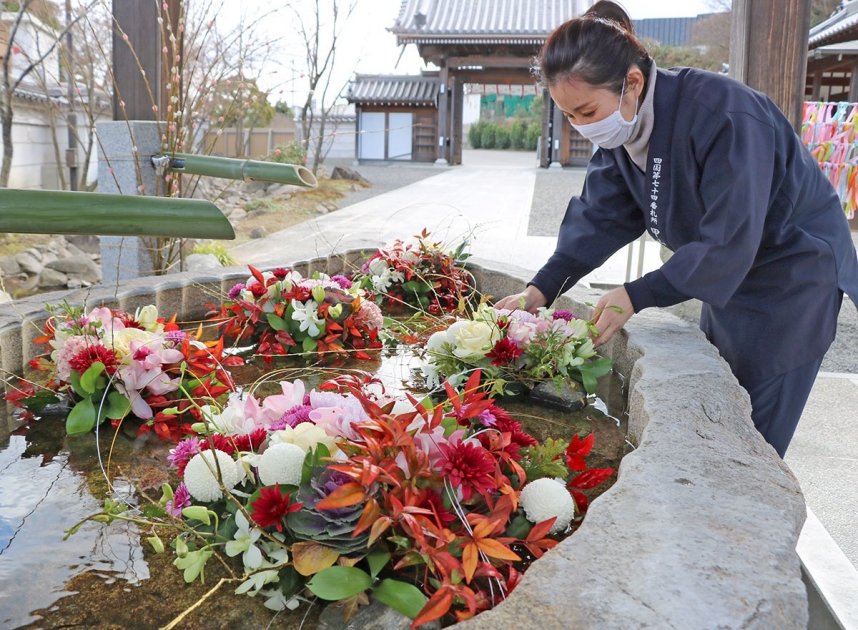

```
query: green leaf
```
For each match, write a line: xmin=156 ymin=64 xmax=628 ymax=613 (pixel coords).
xmin=182 ymin=505 xmax=212 ymax=525
xmin=302 ymin=336 xmax=318 ymax=353
xmin=147 ymin=535 xmax=165 ymax=554
xmin=306 ymin=566 xmax=372 ymax=601
xmin=105 ymin=391 xmax=131 ymax=420
xmin=367 ymin=548 xmax=391 ymax=579
xmin=19 ymin=390 xmax=60 ymax=412
xmin=79 ymin=361 xmax=106 ymax=395
xmin=278 ymin=566 xmax=305 ymax=599
xmin=66 ymin=397 xmax=96 ymax=435
xmin=68 ymin=370 xmax=84 ymax=397
xmin=372 ymin=579 xmax=428 ymax=619
xmin=266 ymin=313 xmax=289 ymax=331
xmin=301 ymin=443 xmax=330 ymax=484
xmin=142 ymin=504 xmax=167 ymax=518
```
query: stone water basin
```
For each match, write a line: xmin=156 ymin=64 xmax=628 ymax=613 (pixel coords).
xmin=0 ymin=346 xmax=626 ymax=629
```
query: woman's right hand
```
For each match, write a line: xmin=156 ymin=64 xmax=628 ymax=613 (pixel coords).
xmin=494 ymin=285 xmax=548 ymax=313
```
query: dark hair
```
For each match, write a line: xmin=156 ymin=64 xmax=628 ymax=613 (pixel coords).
xmin=538 ymin=0 xmax=652 ymax=93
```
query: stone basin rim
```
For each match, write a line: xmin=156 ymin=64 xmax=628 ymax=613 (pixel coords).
xmin=0 ymin=250 xmax=808 ymax=629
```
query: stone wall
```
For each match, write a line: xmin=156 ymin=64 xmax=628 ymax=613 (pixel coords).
xmin=0 ymin=254 xmax=809 ymax=628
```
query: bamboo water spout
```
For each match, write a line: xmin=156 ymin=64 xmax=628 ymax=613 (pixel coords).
xmin=154 ymin=153 xmax=318 ymax=187
xmin=0 ymin=189 xmax=234 ymax=239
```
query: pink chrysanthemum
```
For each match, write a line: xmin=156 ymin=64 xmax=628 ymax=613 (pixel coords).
xmin=270 ymin=404 xmax=313 ymax=430
xmin=168 ymin=437 xmax=202 ymax=477
xmin=166 ymin=482 xmax=191 ymax=517
xmin=227 ymin=283 xmax=245 ymax=299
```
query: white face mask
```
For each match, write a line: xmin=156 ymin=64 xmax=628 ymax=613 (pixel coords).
xmin=570 ymin=80 xmax=638 ymax=149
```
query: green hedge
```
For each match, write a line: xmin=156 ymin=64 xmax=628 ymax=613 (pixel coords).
xmin=467 ymin=120 xmax=541 ymax=151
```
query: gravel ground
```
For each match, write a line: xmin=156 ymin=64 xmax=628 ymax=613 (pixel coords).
xmin=325 ymin=159 xmax=444 ymax=209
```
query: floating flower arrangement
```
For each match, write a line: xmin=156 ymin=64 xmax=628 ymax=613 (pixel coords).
xmin=72 ymin=371 xmax=613 ymax=626
xmin=211 ymin=266 xmax=383 ymax=361
xmin=6 ymin=303 xmax=238 ymax=441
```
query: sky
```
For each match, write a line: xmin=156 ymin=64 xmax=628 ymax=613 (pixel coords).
xmin=238 ymin=0 xmax=719 ymax=109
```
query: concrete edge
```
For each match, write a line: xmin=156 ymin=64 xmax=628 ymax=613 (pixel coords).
xmin=798 ymin=507 xmax=858 ymax=628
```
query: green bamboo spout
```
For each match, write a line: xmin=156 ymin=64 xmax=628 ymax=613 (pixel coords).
xmin=0 ymin=188 xmax=235 ymax=239
xmin=161 ymin=153 xmax=317 ymax=187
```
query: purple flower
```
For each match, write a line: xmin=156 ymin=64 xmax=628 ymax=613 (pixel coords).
xmin=270 ymin=404 xmax=313 ymax=430
xmin=552 ymin=309 xmax=575 ymax=322
xmin=166 ymin=482 xmax=191 ymax=518
xmin=227 ymin=282 xmax=245 ymax=300
xmin=164 ymin=330 xmax=187 ymax=345
xmin=331 ymin=274 xmax=353 ymax=290
xmin=167 ymin=437 xmax=201 ymax=471
xmin=476 ymin=409 xmax=498 ymax=427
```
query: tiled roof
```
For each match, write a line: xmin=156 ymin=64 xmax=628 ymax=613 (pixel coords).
xmin=391 ymin=0 xmax=587 ymax=44
xmin=633 ymin=17 xmax=699 ymax=47
xmin=347 ymin=74 xmax=440 ymax=107
xmin=809 ymin=1 xmax=858 ymax=47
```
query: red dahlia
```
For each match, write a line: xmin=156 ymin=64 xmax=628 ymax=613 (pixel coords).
xmin=439 ymin=441 xmax=497 ymax=501
xmin=250 ymin=484 xmax=302 ymax=532
xmin=68 ymin=344 xmax=118 ymax=375
xmin=486 ymin=337 xmax=523 ymax=366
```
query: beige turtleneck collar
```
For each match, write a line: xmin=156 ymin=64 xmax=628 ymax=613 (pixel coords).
xmin=624 ymin=60 xmax=658 ymax=172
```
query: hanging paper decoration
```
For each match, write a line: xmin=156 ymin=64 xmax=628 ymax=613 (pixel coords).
xmin=801 ymin=101 xmax=858 ymax=219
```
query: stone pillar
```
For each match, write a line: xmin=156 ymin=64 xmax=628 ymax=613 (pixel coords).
xmin=435 ymin=60 xmax=449 ymax=166
xmin=97 ymin=121 xmax=161 ymax=283
xmin=549 ymin=101 xmax=564 ymax=169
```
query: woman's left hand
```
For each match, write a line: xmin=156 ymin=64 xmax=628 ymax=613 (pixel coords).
xmin=592 ymin=286 xmax=635 ymax=346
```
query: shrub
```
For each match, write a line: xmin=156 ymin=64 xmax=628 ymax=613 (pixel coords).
xmin=525 ymin=122 xmax=542 ymax=151
xmin=480 ymin=123 xmax=497 ymax=149
xmin=468 ymin=121 xmax=483 ymax=149
xmin=510 ymin=120 xmax=528 ymax=150
xmin=192 ymin=241 xmax=237 ymax=266
xmin=495 ymin=126 xmax=511 ymax=149
xmin=268 ymin=141 xmax=307 ymax=166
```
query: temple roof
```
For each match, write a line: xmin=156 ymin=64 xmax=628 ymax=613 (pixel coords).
xmin=346 ymin=73 xmax=440 ymax=107
xmin=809 ymin=1 xmax=858 ymax=48
xmin=391 ymin=0 xmax=587 ymax=45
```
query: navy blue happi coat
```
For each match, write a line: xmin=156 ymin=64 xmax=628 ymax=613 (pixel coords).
xmin=530 ymin=67 xmax=858 ymax=382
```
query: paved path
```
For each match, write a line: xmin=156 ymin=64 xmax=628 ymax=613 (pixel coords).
xmin=231 ymin=149 xmax=858 ymax=571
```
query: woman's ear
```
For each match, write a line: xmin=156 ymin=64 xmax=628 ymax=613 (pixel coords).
xmin=626 ymin=65 xmax=646 ymax=99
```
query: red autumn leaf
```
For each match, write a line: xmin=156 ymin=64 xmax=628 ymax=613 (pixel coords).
xmin=352 ymin=498 xmax=381 ymax=537
xmin=526 ymin=517 xmax=557 ymax=542
xmin=568 ymin=467 xmax=614 ymax=489
xmin=315 ymin=482 xmax=366 ymax=510
xmin=565 ymin=433 xmax=595 ymax=471
xmin=221 ymin=355 xmax=245 ymax=367
xmin=368 ymin=515 xmax=392 ymax=546
xmin=248 ymin=264 xmax=266 ymax=285
xmin=411 ymin=586 xmax=455 ymax=629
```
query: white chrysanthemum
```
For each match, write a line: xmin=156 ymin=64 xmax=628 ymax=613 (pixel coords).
xmin=184 ymin=449 xmax=240 ymax=502
xmin=519 ymin=477 xmax=575 ymax=534
xmin=426 ymin=330 xmax=449 ymax=353
xmin=256 ymin=442 xmax=306 ymax=486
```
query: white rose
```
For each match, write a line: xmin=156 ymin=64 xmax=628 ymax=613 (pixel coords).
xmin=426 ymin=330 xmax=449 ymax=353
xmin=105 ymin=327 xmax=152 ymax=361
xmin=269 ymin=423 xmax=337 ymax=454
xmin=134 ymin=305 xmax=160 ymax=332
xmin=451 ymin=320 xmax=497 ymax=360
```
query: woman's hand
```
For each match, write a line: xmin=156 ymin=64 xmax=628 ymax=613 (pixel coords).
xmin=592 ymin=286 xmax=635 ymax=346
xmin=494 ymin=285 xmax=547 ymax=313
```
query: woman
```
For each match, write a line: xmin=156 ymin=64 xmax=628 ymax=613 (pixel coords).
xmin=496 ymin=0 xmax=858 ymax=457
